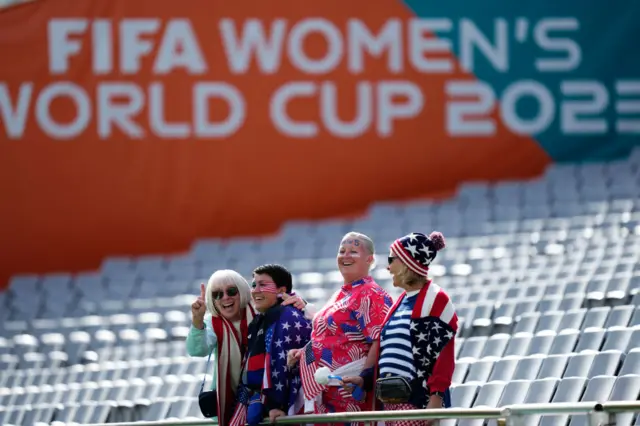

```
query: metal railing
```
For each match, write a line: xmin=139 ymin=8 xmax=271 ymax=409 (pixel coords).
xmin=86 ymin=400 xmax=640 ymax=426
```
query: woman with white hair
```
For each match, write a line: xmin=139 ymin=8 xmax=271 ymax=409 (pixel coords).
xmin=188 ymin=269 xmax=307 ymax=425
xmin=187 ymin=269 xmax=255 ymax=425
xmin=287 ymin=232 xmax=393 ymax=422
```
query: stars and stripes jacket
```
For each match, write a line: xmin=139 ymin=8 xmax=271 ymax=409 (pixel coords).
xmin=229 ymin=304 xmax=312 ymax=426
xmin=367 ymin=280 xmax=458 ymax=408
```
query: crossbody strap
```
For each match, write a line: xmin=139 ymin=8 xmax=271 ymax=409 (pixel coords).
xmin=200 ymin=348 xmax=214 ymax=394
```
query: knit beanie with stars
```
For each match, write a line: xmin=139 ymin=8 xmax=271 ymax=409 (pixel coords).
xmin=390 ymin=231 xmax=446 ymax=276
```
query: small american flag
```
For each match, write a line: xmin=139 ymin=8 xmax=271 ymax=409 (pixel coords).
xmin=300 ymin=342 xmax=324 ymax=400
xmin=326 ymin=315 xmax=338 ymax=334
xmin=340 ymin=323 xmax=365 ymax=341
xmin=347 ymin=344 xmax=363 ymax=362
xmin=354 ymin=296 xmax=371 ymax=323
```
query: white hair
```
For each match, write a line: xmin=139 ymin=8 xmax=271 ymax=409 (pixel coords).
xmin=341 ymin=231 xmax=377 ymax=270
xmin=205 ymin=269 xmax=251 ymax=318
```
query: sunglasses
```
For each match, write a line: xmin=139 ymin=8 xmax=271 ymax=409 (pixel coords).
xmin=388 ymin=256 xmax=396 ymax=265
xmin=212 ymin=287 xmax=239 ymax=300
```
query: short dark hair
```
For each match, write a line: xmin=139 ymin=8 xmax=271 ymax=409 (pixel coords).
xmin=253 ymin=264 xmax=293 ymax=293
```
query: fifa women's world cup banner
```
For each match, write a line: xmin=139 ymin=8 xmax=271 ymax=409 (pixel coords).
xmin=0 ymin=0 xmax=638 ymax=284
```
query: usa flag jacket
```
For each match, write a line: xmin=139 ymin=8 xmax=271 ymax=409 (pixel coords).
xmin=368 ymin=281 xmax=458 ymax=409
xmin=229 ymin=304 xmax=312 ymax=426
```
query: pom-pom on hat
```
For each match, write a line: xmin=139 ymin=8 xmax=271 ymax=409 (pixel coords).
xmin=390 ymin=232 xmax=446 ymax=276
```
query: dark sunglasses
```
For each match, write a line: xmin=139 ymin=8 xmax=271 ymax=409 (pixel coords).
xmin=212 ymin=287 xmax=239 ymax=300
xmin=388 ymin=256 xmax=396 ymax=265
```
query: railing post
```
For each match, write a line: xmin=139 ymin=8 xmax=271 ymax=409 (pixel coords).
xmin=504 ymin=414 xmax=526 ymax=426
xmin=501 ymin=408 xmax=526 ymax=426
xmin=588 ymin=403 xmax=612 ymax=426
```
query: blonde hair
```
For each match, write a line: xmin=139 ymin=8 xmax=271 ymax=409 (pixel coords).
xmin=395 ymin=261 xmax=428 ymax=287
xmin=205 ymin=269 xmax=251 ymax=318
xmin=341 ymin=231 xmax=377 ymax=270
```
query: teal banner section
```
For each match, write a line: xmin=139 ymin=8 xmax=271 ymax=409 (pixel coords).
xmin=402 ymin=0 xmax=640 ymax=162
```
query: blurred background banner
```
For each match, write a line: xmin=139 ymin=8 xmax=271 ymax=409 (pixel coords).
xmin=0 ymin=0 xmax=638 ymax=286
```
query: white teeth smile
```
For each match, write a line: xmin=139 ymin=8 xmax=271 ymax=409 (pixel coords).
xmin=222 ymin=302 xmax=234 ymax=308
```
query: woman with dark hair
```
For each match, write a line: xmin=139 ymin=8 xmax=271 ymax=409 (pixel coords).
xmin=228 ymin=264 xmax=312 ymax=426
xmin=343 ymin=232 xmax=458 ymax=426
xmin=187 ymin=268 xmax=308 ymax=426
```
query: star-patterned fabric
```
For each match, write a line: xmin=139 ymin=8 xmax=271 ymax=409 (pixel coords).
xmin=300 ymin=276 xmax=393 ymax=422
xmin=391 ymin=232 xmax=441 ymax=277
xmin=375 ymin=280 xmax=458 ymax=411
xmin=229 ymin=304 xmax=311 ymax=426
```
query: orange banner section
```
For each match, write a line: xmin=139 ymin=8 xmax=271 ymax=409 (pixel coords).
xmin=0 ymin=0 xmax=550 ymax=287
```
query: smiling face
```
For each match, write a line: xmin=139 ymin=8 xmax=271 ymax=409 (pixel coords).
xmin=212 ymin=284 xmax=242 ymax=321
xmin=251 ymin=273 xmax=287 ymax=313
xmin=337 ymin=236 xmax=372 ymax=283
xmin=387 ymin=251 xmax=404 ymax=288
xmin=387 ymin=249 xmax=424 ymax=291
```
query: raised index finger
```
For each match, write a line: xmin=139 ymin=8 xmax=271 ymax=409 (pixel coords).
xmin=200 ymin=283 xmax=206 ymax=299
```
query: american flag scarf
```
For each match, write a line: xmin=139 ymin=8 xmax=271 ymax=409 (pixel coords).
xmin=211 ymin=305 xmax=254 ymax=426
xmin=228 ymin=306 xmax=283 ymax=426
xmin=370 ymin=281 xmax=458 ymax=410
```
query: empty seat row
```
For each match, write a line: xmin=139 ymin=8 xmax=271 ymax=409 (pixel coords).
xmin=453 ymin=349 xmax=640 ymax=384
xmin=457 ymin=326 xmax=640 ymax=359
xmin=446 ymin=374 xmax=640 ymax=426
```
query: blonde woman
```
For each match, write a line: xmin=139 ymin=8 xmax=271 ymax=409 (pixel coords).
xmin=188 ymin=269 xmax=255 ymax=425
xmin=343 ymin=232 xmax=458 ymax=426
xmin=188 ymin=269 xmax=307 ymax=425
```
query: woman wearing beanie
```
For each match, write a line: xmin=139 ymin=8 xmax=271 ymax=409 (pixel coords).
xmin=343 ymin=232 xmax=458 ymax=426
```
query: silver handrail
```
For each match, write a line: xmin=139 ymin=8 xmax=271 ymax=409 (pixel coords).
xmin=84 ymin=400 xmax=640 ymax=426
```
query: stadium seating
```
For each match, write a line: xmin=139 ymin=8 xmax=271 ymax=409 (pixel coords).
xmin=1 ymin=148 xmax=640 ymax=425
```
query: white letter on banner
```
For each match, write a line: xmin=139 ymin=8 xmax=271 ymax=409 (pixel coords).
xmin=409 ymin=19 xmax=453 ymax=73
xmin=36 ymin=82 xmax=91 ymax=139
xmin=120 ymin=19 xmax=160 ymax=74
xmin=92 ymin=19 xmax=114 ymax=74
xmin=219 ymin=18 xmax=287 ymax=74
xmin=270 ymin=82 xmax=317 ymax=137
xmin=460 ymin=18 xmax=509 ymax=73
xmin=348 ymin=19 xmax=402 ymax=74
xmin=377 ymin=81 xmax=424 ymax=137
xmin=154 ymin=19 xmax=207 ymax=74
xmin=561 ymin=81 xmax=608 ymax=134
xmin=194 ymin=83 xmax=245 ymax=137
xmin=321 ymin=82 xmax=373 ymax=138
xmin=534 ymin=18 xmax=581 ymax=72
xmin=616 ymin=80 xmax=640 ymax=133
xmin=446 ymin=81 xmax=496 ymax=136
xmin=0 ymin=83 xmax=33 ymax=139
xmin=288 ymin=19 xmax=343 ymax=74
xmin=97 ymin=82 xmax=145 ymax=139
xmin=149 ymin=83 xmax=190 ymax=138
xmin=500 ymin=80 xmax=555 ymax=135
xmin=48 ymin=19 xmax=88 ymax=74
